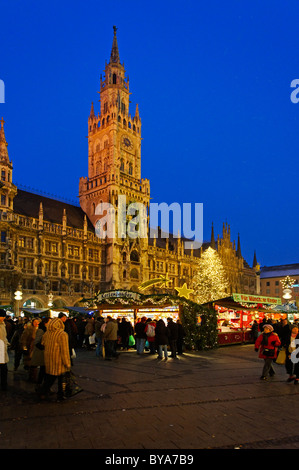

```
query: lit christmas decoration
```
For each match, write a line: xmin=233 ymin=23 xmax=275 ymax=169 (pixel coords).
xmin=175 ymin=283 xmax=194 ymax=299
xmin=192 ymin=247 xmax=229 ymax=304
xmin=139 ymin=273 xmax=172 ymax=291
xmin=280 ymin=276 xmax=295 ymax=289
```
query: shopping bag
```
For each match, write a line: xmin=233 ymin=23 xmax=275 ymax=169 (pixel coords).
xmin=276 ymin=348 xmax=286 ymax=365
xmin=63 ymin=370 xmax=83 ymax=397
xmin=89 ymin=333 xmax=96 ymax=345
xmin=128 ymin=335 xmax=135 ymax=347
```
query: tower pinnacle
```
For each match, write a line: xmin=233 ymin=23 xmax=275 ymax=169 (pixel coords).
xmin=0 ymin=117 xmax=9 ymax=163
xmin=110 ymin=25 xmax=120 ymax=64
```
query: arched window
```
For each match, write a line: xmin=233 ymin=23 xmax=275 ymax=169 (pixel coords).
xmin=120 ymin=159 xmax=124 ymax=172
xmin=113 ymin=73 xmax=117 ymax=84
xmin=129 ymin=163 xmax=133 ymax=176
xmin=130 ymin=250 xmax=139 ymax=263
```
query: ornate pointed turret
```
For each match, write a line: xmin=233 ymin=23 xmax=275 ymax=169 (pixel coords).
xmin=110 ymin=26 xmax=121 ymax=64
xmin=135 ymin=103 xmax=140 ymax=119
xmin=210 ymin=222 xmax=216 ymax=249
xmin=236 ymin=233 xmax=242 ymax=258
xmin=0 ymin=117 xmax=10 ymax=164
xmin=89 ymin=102 xmax=95 ymax=118
xmin=253 ymin=250 xmax=258 ymax=268
xmin=0 ymin=118 xmax=17 ymax=215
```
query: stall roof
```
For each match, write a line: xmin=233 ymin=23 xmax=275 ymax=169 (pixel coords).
xmin=22 ymin=308 xmax=50 ymax=315
xmin=273 ymin=304 xmax=298 ymax=313
xmin=201 ymin=296 xmax=286 ymax=313
xmin=66 ymin=307 xmax=97 ymax=314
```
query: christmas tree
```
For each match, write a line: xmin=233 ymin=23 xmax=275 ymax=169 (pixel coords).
xmin=193 ymin=247 xmax=229 ymax=304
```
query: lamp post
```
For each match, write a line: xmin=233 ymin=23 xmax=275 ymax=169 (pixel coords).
xmin=281 ymin=276 xmax=295 ymax=322
xmin=14 ymin=285 xmax=23 ymax=318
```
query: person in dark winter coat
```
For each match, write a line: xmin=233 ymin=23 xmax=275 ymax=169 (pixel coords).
xmin=176 ymin=319 xmax=186 ymax=355
xmin=134 ymin=317 xmax=147 ymax=355
xmin=167 ymin=317 xmax=179 ymax=358
xmin=103 ymin=316 xmax=119 ymax=360
xmin=119 ymin=318 xmax=133 ymax=350
xmin=251 ymin=320 xmax=259 ymax=343
xmin=255 ymin=324 xmax=281 ymax=380
xmin=74 ymin=316 xmax=86 ymax=348
xmin=10 ymin=317 xmax=29 ymax=371
xmin=30 ymin=316 xmax=51 ymax=386
xmin=20 ymin=317 xmax=40 ymax=382
xmin=277 ymin=318 xmax=291 ymax=345
xmin=155 ymin=319 xmax=169 ymax=360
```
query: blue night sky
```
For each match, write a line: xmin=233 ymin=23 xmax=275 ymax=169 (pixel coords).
xmin=1 ymin=0 xmax=298 ymax=268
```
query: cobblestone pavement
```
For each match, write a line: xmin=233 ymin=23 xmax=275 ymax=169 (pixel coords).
xmin=1 ymin=344 xmax=299 ymax=451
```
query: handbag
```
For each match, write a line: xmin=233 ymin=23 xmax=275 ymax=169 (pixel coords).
xmin=263 ymin=348 xmax=275 ymax=357
xmin=276 ymin=348 xmax=286 ymax=365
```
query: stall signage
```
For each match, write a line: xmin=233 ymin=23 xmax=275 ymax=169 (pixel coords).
xmin=232 ymin=293 xmax=282 ymax=305
xmin=97 ymin=290 xmax=141 ymax=302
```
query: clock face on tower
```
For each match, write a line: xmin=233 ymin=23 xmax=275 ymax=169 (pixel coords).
xmin=121 ymin=135 xmax=134 ymax=151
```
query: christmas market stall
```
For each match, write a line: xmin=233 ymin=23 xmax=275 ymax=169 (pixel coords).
xmin=200 ymin=293 xmax=285 ymax=345
xmin=84 ymin=288 xmax=218 ymax=351
xmin=93 ymin=290 xmax=180 ymax=324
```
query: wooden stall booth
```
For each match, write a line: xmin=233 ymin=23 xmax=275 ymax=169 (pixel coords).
xmin=93 ymin=290 xmax=180 ymax=327
xmin=202 ymin=293 xmax=284 ymax=345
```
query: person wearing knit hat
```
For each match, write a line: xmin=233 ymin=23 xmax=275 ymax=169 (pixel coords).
xmin=263 ymin=324 xmax=274 ymax=332
xmin=0 ymin=309 xmax=9 ymax=390
xmin=255 ymin=323 xmax=281 ymax=380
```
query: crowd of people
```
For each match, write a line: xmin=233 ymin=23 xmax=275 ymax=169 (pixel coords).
xmin=0 ymin=311 xmax=186 ymax=401
xmin=1 ymin=310 xmax=298 ymax=401
xmin=89 ymin=315 xmax=186 ymax=361
xmin=252 ymin=316 xmax=299 ymax=382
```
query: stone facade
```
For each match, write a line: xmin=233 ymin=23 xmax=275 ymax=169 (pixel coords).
xmin=0 ymin=28 xmax=258 ymax=312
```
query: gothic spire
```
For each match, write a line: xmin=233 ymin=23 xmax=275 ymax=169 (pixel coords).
xmin=236 ymin=233 xmax=242 ymax=258
xmin=0 ymin=117 xmax=10 ymax=164
xmin=210 ymin=222 xmax=216 ymax=249
xmin=89 ymin=101 xmax=95 ymax=118
xmin=110 ymin=26 xmax=120 ymax=64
